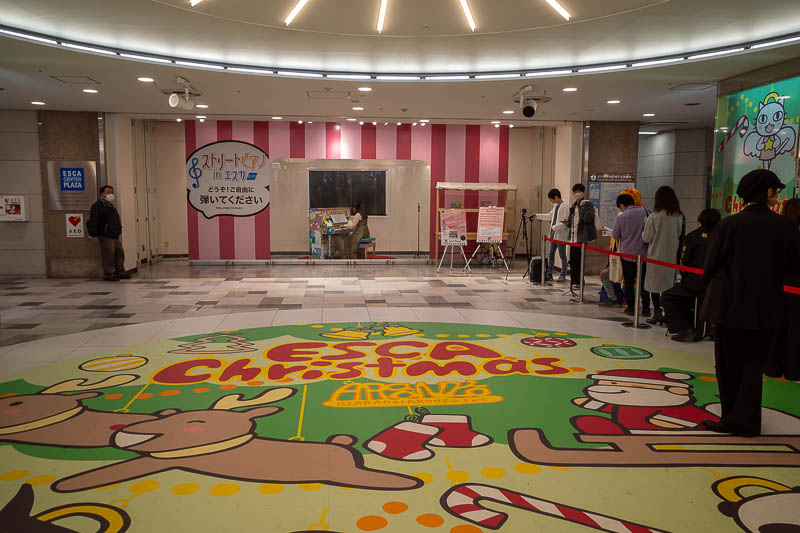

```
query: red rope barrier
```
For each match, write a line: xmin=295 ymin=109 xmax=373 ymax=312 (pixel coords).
xmin=542 ymin=236 xmax=798 ymax=294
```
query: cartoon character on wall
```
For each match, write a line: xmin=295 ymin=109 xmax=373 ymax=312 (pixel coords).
xmin=743 ymin=92 xmax=797 ymax=170
xmin=713 ymin=476 xmax=800 ymax=532
xmin=570 ymin=369 xmax=719 ymax=435
xmin=52 ymin=387 xmax=422 ymax=493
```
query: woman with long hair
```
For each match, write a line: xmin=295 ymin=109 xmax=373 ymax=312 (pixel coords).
xmin=642 ymin=186 xmax=684 ymax=325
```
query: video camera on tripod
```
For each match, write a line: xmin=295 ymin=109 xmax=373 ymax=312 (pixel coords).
xmin=511 ymin=208 xmax=542 ymax=282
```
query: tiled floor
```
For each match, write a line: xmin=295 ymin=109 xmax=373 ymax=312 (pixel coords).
xmin=1 ymin=259 xmax=641 ymax=348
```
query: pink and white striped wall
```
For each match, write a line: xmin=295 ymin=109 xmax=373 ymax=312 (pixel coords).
xmin=185 ymin=120 xmax=509 ymax=260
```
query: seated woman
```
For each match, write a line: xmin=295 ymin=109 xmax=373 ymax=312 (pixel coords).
xmin=345 ymin=202 xmax=370 ymax=259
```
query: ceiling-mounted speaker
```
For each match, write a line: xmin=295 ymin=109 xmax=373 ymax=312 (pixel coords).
xmin=168 ymin=92 xmax=194 ymax=110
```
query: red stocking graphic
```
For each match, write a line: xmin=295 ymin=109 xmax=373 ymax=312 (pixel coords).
xmin=364 ymin=421 xmax=441 ymax=461
xmin=421 ymin=414 xmax=492 ymax=448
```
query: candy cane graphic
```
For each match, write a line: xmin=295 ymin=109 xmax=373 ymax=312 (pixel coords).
xmin=717 ymin=115 xmax=749 ymax=153
xmin=440 ymin=483 xmax=669 ymax=532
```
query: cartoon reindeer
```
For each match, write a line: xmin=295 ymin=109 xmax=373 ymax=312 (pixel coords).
xmin=53 ymin=387 xmax=422 ymax=493
xmin=0 ymin=375 xmax=154 ymax=448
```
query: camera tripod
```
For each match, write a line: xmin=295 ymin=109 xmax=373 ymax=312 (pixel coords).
xmin=511 ymin=209 xmax=534 ymax=281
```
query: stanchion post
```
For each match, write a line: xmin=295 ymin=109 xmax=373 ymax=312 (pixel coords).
xmin=541 ymin=235 xmax=547 ymax=286
xmin=693 ymin=297 xmax=699 ymax=330
xmin=633 ymin=255 xmax=642 ymax=329
xmin=579 ymin=243 xmax=586 ymax=303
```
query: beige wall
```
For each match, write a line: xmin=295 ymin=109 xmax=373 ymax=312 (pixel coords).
xmin=0 ymin=110 xmax=46 ymax=276
xmin=153 ymin=121 xmax=188 ymax=255
xmin=271 ymin=159 xmax=431 ymax=253
xmin=105 ymin=114 xmax=138 ymax=271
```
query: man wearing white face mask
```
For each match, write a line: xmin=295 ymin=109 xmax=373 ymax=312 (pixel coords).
xmin=563 ymin=183 xmax=597 ymax=288
xmin=88 ymin=185 xmax=129 ymax=281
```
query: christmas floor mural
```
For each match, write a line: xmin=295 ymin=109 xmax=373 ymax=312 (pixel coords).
xmin=1 ymin=322 xmax=799 ymax=532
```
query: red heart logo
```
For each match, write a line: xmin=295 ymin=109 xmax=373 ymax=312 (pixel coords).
xmin=68 ymin=216 xmax=81 ymax=227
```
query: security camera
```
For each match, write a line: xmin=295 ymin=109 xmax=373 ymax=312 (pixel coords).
xmin=522 ymin=100 xmax=538 ymax=118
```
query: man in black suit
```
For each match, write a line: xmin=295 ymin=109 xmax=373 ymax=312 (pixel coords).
xmin=663 ymin=208 xmax=721 ymax=341
xmin=700 ymin=169 xmax=800 ymax=437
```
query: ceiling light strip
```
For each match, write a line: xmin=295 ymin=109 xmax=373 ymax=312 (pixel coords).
xmin=2 ymin=23 xmax=800 ymax=82
xmin=544 ymin=0 xmax=571 ymax=21
xmin=459 ymin=0 xmax=477 ymax=32
xmin=377 ymin=0 xmax=388 ymax=33
xmin=285 ymin=0 xmax=309 ymax=25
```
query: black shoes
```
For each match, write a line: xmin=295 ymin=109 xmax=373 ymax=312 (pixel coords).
xmin=701 ymin=420 xmax=758 ymax=438
xmin=671 ymin=329 xmax=698 ymax=342
xmin=103 ymin=276 xmax=120 ymax=282
xmin=646 ymin=308 xmax=665 ymax=326
xmin=115 ymin=272 xmax=132 ymax=279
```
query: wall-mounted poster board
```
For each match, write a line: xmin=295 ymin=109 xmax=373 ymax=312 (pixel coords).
xmin=712 ymin=75 xmax=799 ymax=217
xmin=440 ymin=209 xmax=467 ymax=246
xmin=588 ymin=173 xmax=636 ymax=234
xmin=476 ymin=206 xmax=504 ymax=243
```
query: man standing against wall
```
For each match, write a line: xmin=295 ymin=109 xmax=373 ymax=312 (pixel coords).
xmin=564 ymin=183 xmax=597 ymax=289
xmin=88 ymin=185 xmax=130 ymax=281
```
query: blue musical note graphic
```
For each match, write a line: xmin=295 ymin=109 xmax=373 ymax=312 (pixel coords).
xmin=188 ymin=157 xmax=202 ymax=188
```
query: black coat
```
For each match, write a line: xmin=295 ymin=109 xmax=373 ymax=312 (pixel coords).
xmin=87 ymin=200 xmax=122 ymax=238
xmin=676 ymin=227 xmax=712 ymax=295
xmin=567 ymin=200 xmax=597 ymax=243
xmin=765 ymin=271 xmax=800 ymax=380
xmin=700 ymin=204 xmax=800 ymax=331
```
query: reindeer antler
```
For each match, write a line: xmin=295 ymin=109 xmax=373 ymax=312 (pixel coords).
xmin=212 ymin=387 xmax=295 ymax=410
xmin=41 ymin=374 xmax=139 ymax=395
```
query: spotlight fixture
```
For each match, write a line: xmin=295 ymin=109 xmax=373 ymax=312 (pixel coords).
xmin=509 ymin=124 xmax=514 ymax=128
xmin=137 ymin=77 xmax=154 ymax=83
xmin=371 ymin=121 xmax=377 ymax=125
xmin=298 ymin=120 xmax=304 ymax=124
xmin=412 ymin=122 xmax=418 ymax=126
xmin=359 ymin=121 xmax=364 ymax=125
xmin=82 ymin=89 xmax=98 ymax=94
xmin=494 ymin=124 xmax=500 ymax=128
xmin=199 ymin=118 xmax=205 ymax=123
xmin=459 ymin=0 xmax=476 ymax=31
xmin=335 ymin=124 xmax=341 ymax=130
xmin=544 ymin=0 xmax=571 ymax=21
xmin=383 ymin=122 xmax=389 ymax=126
xmin=285 ymin=0 xmax=309 ymax=25
xmin=396 ymin=122 xmax=402 ymax=126
xmin=176 ymin=118 xmax=183 ymax=122
xmin=377 ymin=0 xmax=388 ymax=33
xmin=168 ymin=91 xmax=194 ymax=110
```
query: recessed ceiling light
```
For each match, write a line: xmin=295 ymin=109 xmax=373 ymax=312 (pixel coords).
xmin=138 ymin=77 xmax=154 ymax=83
xmin=420 ymin=122 xmax=426 ymax=126
xmin=346 ymin=118 xmax=357 ymax=122
xmin=509 ymin=124 xmax=514 ymax=128
xmin=31 ymin=101 xmax=45 ymax=106
xmin=377 ymin=0 xmax=388 ymax=33
xmin=272 ymin=116 xmax=283 ymax=120
xmin=563 ymin=87 xmax=578 ymax=92
xmin=372 ymin=121 xmax=377 ymax=126
xmin=412 ymin=122 xmax=418 ymax=126
xmin=494 ymin=124 xmax=500 ymax=128
xmin=420 ymin=119 xmax=429 ymax=123
xmin=352 ymin=106 xmax=364 ymax=111
xmin=544 ymin=0 xmax=571 ymax=20
xmin=459 ymin=0 xmax=476 ymax=31
xmin=176 ymin=118 xmax=183 ymax=122
xmin=82 ymin=88 xmax=98 ymax=94
xmin=190 ymin=0 xmax=203 ymax=5
xmin=196 ymin=115 xmax=206 ymax=119
xmin=199 ymin=118 xmax=205 ymax=123
xmin=298 ymin=120 xmax=304 ymax=124
xmin=308 ymin=121 xmax=313 ymax=124
xmin=285 ymin=0 xmax=309 ymax=25
xmin=491 ymin=120 xmax=501 ymax=124
xmin=359 ymin=121 xmax=364 ymax=125
xmin=358 ymin=87 xmax=372 ymax=92
xmin=196 ymin=104 xmax=209 ymax=108
xmin=643 ymin=113 xmax=655 ymax=117
xmin=396 ymin=122 xmax=402 ymax=126
xmin=607 ymin=100 xmax=621 ymax=104
xmin=502 ymin=110 xmax=514 ymax=114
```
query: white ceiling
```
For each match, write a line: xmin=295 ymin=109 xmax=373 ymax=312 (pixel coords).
xmin=0 ymin=0 xmax=798 ymax=73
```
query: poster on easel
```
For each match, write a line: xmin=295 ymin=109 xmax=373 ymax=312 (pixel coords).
xmin=440 ymin=209 xmax=467 ymax=246
xmin=477 ymin=206 xmax=504 ymax=243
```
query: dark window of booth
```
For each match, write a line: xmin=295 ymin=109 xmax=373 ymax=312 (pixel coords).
xmin=309 ymin=171 xmax=387 ymax=216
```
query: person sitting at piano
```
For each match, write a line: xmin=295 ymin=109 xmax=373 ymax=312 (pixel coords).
xmin=346 ymin=202 xmax=370 ymax=259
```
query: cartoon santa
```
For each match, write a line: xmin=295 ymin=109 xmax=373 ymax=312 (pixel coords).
xmin=571 ymin=369 xmax=719 ymax=435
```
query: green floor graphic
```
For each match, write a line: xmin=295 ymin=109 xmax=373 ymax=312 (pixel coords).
xmin=0 ymin=322 xmax=798 ymax=532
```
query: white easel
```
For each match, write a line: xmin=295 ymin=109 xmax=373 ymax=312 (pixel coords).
xmin=438 ymin=242 xmax=471 ymax=273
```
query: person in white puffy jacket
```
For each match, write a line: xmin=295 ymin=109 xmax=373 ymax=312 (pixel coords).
xmin=535 ymin=188 xmax=571 ymax=281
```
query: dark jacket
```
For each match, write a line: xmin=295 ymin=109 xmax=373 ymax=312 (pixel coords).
xmin=567 ymin=200 xmax=597 ymax=243
xmin=87 ymin=199 xmax=122 ymax=238
xmin=676 ymin=227 xmax=712 ymax=294
xmin=699 ymin=204 xmax=800 ymax=330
